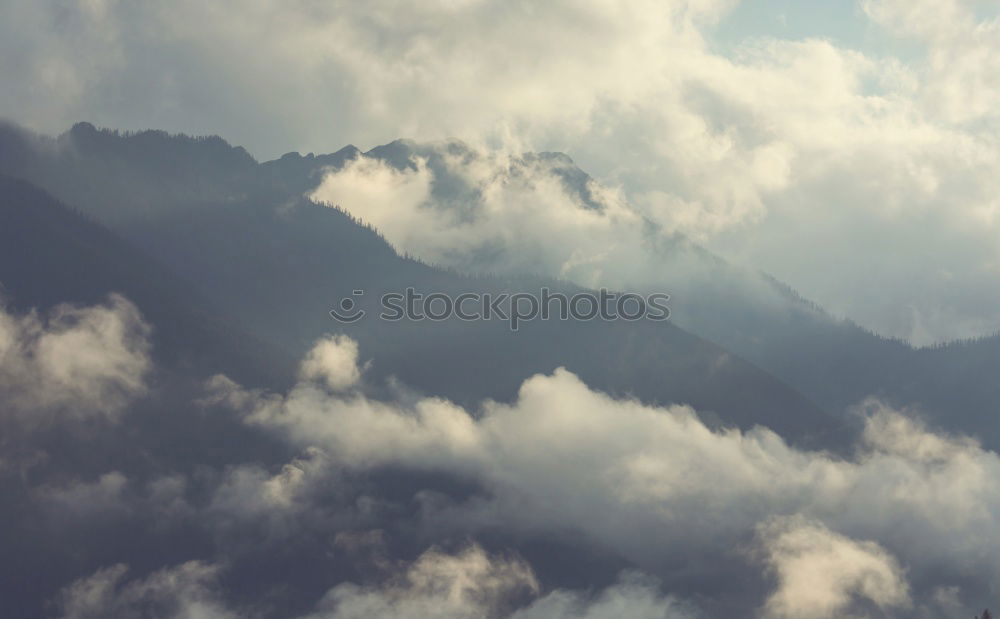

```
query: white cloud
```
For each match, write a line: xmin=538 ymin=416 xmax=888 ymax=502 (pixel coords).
xmin=310 ymin=149 xmax=654 ymax=289
xmin=205 ymin=335 xmax=1000 ymax=614
xmin=0 ymin=0 xmax=734 ymax=154
xmin=299 ymin=335 xmax=366 ymax=392
xmin=757 ymin=517 xmax=910 ymax=618
xmin=310 ymin=544 xmax=538 ymax=619
xmin=57 ymin=546 xmax=695 ymax=619
xmin=272 ymin=0 xmax=1000 ymax=344
xmin=211 ymin=448 xmax=326 ymax=515
xmin=316 ymin=546 xmax=698 ymax=619
xmin=0 ymin=293 xmax=151 ymax=426
xmin=863 ymin=0 xmax=1000 ymax=125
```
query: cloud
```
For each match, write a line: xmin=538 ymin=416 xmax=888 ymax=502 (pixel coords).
xmin=311 ymin=118 xmax=1000 ymax=344
xmin=210 ymin=448 xmax=326 ymax=516
xmin=204 ymin=335 xmax=1000 ymax=614
xmin=26 ymin=334 xmax=994 ymax=615
xmin=310 ymin=148 xmax=655 ymax=289
xmin=37 ymin=471 xmax=130 ymax=519
xmin=863 ymin=0 xmax=1000 ymax=125
xmin=56 ymin=561 xmax=238 ymax=619
xmin=510 ymin=576 xmax=696 ymax=619
xmin=56 ymin=546 xmax=694 ymax=619
xmin=202 ymin=447 xmax=359 ymax=545
xmin=0 ymin=293 xmax=151 ymax=426
xmin=316 ymin=547 xmax=698 ymax=619
xmin=5 ymin=0 xmax=1000 ymax=340
xmin=310 ymin=544 xmax=539 ymax=619
xmin=299 ymin=335 xmax=366 ymax=392
xmin=757 ymin=517 xmax=910 ymax=618
xmin=264 ymin=0 xmax=999 ymax=344
xmin=0 ymin=0 xmax=735 ymax=154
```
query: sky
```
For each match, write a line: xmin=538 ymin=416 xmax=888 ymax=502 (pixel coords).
xmin=2 ymin=0 xmax=999 ymax=343
xmin=712 ymin=0 xmax=906 ymax=54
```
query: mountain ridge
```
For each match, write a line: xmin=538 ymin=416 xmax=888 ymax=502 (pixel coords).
xmin=3 ymin=121 xmax=998 ymax=445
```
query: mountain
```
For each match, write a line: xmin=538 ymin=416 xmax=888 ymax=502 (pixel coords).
xmin=0 ymin=174 xmax=308 ymax=617
xmin=0 ymin=122 xmax=844 ymax=447
xmin=351 ymin=138 xmax=1000 ymax=445
xmin=0 ymin=174 xmax=294 ymax=388
xmin=11 ymin=121 xmax=999 ymax=446
xmin=3 ymin=121 xmax=997 ymax=618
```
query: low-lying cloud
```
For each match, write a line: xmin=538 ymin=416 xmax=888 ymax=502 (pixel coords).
xmin=757 ymin=517 xmax=910 ymax=619
xmin=193 ymin=335 xmax=1000 ymax=614
xmin=11 ymin=332 xmax=993 ymax=615
xmin=56 ymin=545 xmax=697 ymax=619
xmin=0 ymin=293 xmax=151 ymax=426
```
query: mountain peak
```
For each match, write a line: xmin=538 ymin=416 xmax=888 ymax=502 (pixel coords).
xmin=69 ymin=121 xmax=98 ymax=135
xmin=62 ymin=122 xmax=257 ymax=166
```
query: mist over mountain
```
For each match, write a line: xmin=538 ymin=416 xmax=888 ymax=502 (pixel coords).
xmin=1 ymin=121 xmax=999 ymax=618
xmin=4 ymin=1 xmax=1000 ymax=616
xmin=5 ymin=122 xmax=998 ymax=447
xmin=0 ymin=122 xmax=838 ymax=442
xmin=307 ymin=135 xmax=1000 ymax=445
xmin=7 ymin=0 xmax=1000 ymax=344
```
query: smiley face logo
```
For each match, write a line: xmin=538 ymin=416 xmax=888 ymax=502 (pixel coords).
xmin=330 ymin=290 xmax=366 ymax=323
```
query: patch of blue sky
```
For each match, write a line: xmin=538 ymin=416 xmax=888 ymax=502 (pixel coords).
xmin=707 ymin=0 xmax=925 ymax=61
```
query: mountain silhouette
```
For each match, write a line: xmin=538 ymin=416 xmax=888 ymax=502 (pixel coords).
xmin=0 ymin=122 xmax=846 ymax=446
xmin=8 ymin=121 xmax=1000 ymax=446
